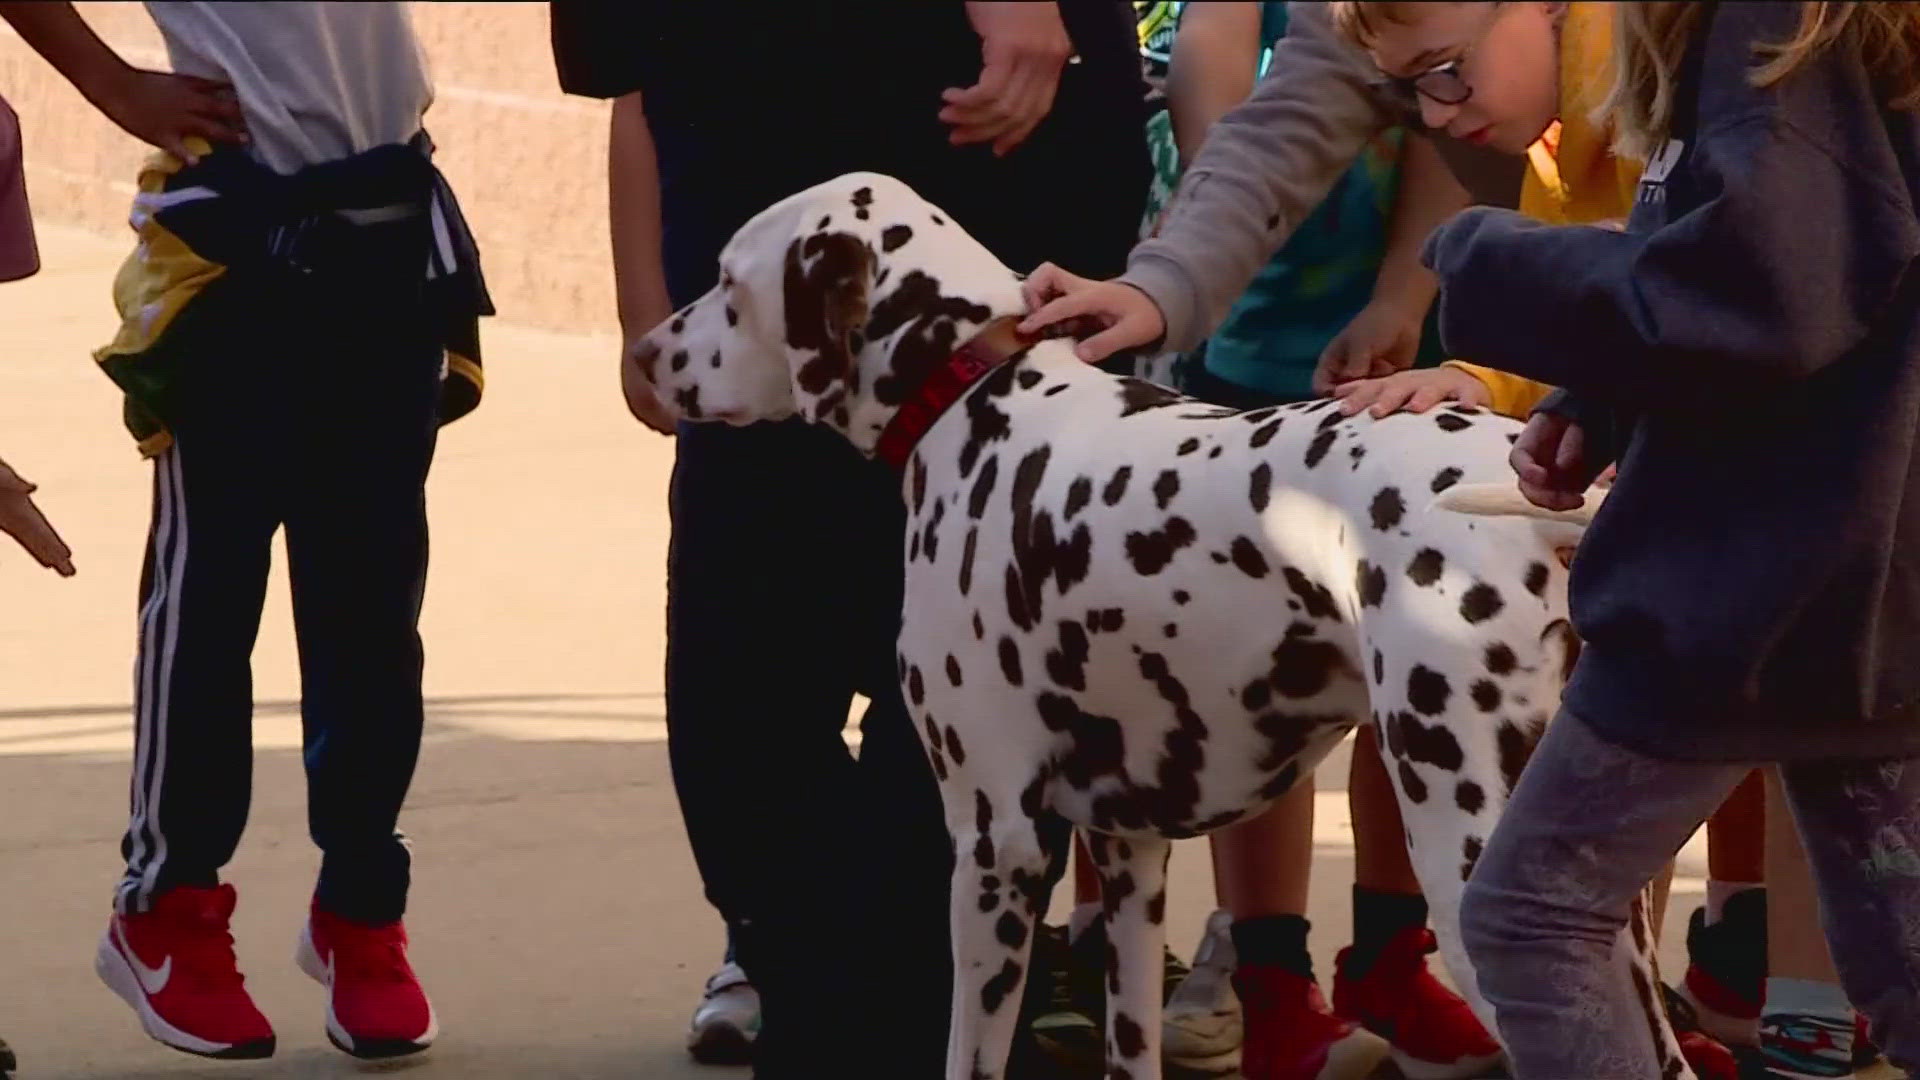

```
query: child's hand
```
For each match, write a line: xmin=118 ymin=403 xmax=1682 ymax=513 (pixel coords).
xmin=1313 ymin=299 xmax=1425 ymax=393
xmin=620 ymin=340 xmax=677 ymax=435
xmin=943 ymin=1 xmax=1073 ymax=157
xmin=1018 ymin=263 xmax=1165 ymax=363
xmin=1510 ymin=413 xmax=1601 ymax=512
xmin=1332 ymin=366 xmax=1492 ymax=418
xmin=100 ymin=67 xmax=245 ymax=163
xmin=0 ymin=458 xmax=74 ymax=576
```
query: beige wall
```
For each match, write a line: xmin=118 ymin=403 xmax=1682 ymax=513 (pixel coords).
xmin=0 ymin=2 xmax=617 ymax=333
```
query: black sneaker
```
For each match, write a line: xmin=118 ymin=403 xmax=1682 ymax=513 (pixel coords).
xmin=1027 ymin=920 xmax=1193 ymax=1073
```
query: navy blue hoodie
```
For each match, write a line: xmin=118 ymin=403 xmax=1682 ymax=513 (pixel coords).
xmin=1423 ymin=2 xmax=1920 ymax=762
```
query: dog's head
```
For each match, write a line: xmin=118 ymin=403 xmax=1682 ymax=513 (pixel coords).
xmin=632 ymin=173 xmax=1025 ymax=452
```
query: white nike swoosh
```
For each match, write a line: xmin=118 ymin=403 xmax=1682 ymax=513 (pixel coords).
xmin=116 ymin=921 xmax=172 ymax=996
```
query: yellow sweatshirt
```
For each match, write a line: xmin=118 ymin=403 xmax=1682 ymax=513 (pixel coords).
xmin=1441 ymin=1 xmax=1642 ymax=418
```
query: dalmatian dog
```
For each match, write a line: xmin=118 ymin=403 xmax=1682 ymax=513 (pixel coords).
xmin=633 ymin=173 xmax=1686 ymax=1080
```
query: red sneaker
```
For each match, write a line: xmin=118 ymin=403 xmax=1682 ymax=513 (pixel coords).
xmin=94 ymin=884 xmax=275 ymax=1059
xmin=1234 ymin=964 xmax=1390 ymax=1080
xmin=296 ymin=902 xmax=437 ymax=1058
xmin=1332 ymin=927 xmax=1503 ymax=1080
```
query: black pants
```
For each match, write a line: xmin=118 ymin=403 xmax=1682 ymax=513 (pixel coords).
xmin=116 ymin=267 xmax=443 ymax=924
xmin=666 ymin=419 xmax=953 ymax=1078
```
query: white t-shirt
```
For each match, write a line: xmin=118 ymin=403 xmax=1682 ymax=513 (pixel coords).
xmin=143 ymin=2 xmax=433 ymax=174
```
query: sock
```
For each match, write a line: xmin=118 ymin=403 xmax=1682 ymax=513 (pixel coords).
xmin=1067 ymin=901 xmax=1101 ymax=945
xmin=1345 ymin=886 xmax=1429 ymax=977
xmin=1706 ymin=879 xmax=1763 ymax=925
xmin=1231 ymin=915 xmax=1314 ymax=980
xmin=1759 ymin=977 xmax=1856 ymax=1078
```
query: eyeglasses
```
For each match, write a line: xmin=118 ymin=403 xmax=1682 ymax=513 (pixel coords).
xmin=1380 ymin=58 xmax=1474 ymax=108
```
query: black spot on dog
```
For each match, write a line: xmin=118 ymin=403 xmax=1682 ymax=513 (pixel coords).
xmin=1395 ymin=717 xmax=1463 ymax=777
xmin=967 ymin=456 xmax=999 ymax=519
xmin=1435 ymin=413 xmax=1472 ymax=432
xmin=1044 ymin=384 xmax=1068 ymax=397
xmin=994 ymin=910 xmax=1027 ymax=950
xmin=1037 ymin=692 xmax=1126 ymax=790
xmin=1065 ymin=477 xmax=1092 ymax=521
xmin=710 ymin=350 xmax=723 ymax=369
xmin=1265 ymin=213 xmax=1281 ymax=230
xmin=1282 ymin=568 xmax=1342 ymax=622
xmin=1209 ymin=445 xmax=1224 ymax=459
xmin=1462 ymin=835 xmax=1484 ymax=880
xmin=1114 ymin=1013 xmax=1146 ymax=1059
xmin=1525 ymin=561 xmax=1551 ymax=597
xmin=907 ymin=666 xmax=925 ymax=705
xmin=1088 ymin=608 xmax=1126 ymax=633
xmin=1241 ymin=678 xmax=1272 ymax=712
xmin=931 ymin=212 xmax=945 ymax=225
xmin=1269 ymin=630 xmax=1348 ymax=699
xmin=1461 ymin=583 xmax=1505 ymax=624
xmin=1316 ymin=407 xmax=1345 ymax=431
xmin=1431 ymin=466 xmax=1463 ymax=493
xmin=947 ymin=655 xmax=964 ymax=687
xmin=1003 ymin=446 xmax=1094 ymax=631
xmin=1456 ymin=780 xmax=1486 ymax=814
xmin=1472 ymin=679 xmax=1502 ymax=712
xmin=1153 ymin=470 xmax=1180 ymax=510
xmin=1125 ymin=517 xmax=1196 ymax=575
xmin=1497 ymin=720 xmax=1536 ymax=793
xmin=1349 ymin=445 xmax=1366 ymax=468
xmin=1102 ymin=466 xmax=1132 ymax=506
xmin=816 ymin=215 xmax=831 ymax=231
xmin=1210 ymin=551 xmax=1229 ymax=564
xmin=959 ymin=527 xmax=978 ymax=594
xmin=1230 ymin=537 xmax=1269 ymax=578
xmin=956 ymin=359 xmax=1020 ymax=477
xmin=998 ymin=637 xmax=1023 ymax=686
xmin=981 ymin=959 xmax=1023 ymax=1015
xmin=1398 ymin=760 xmax=1429 ymax=803
xmin=946 ymin=726 xmax=967 ymax=766
xmin=1485 ymin=642 xmax=1518 ymax=675
xmin=725 ymin=305 xmax=738 ymax=327
xmin=1177 ymin=438 xmax=1200 ymax=456
xmin=1407 ymin=548 xmax=1445 ymax=587
xmin=1249 ymin=463 xmax=1272 ymax=512
xmin=973 ymin=790 xmax=994 ymax=869
xmin=1016 ymin=369 xmax=1043 ymax=390
xmin=1304 ymin=428 xmax=1337 ymax=468
xmin=910 ymin=456 xmax=929 ymax=514
xmin=675 ymin=384 xmax=703 ymax=419
xmin=1147 ymin=888 xmax=1167 ymax=925
xmin=1249 ymin=417 xmax=1284 ymax=448
xmin=1163 ymin=623 xmax=1178 ymax=638
xmin=1118 ymin=378 xmax=1185 ymax=417
xmin=1172 ymin=590 xmax=1191 ymax=605
xmin=1356 ymin=560 xmax=1387 ymax=607
xmin=921 ymin=497 xmax=945 ymax=561
xmin=865 ymin=269 xmax=996 ymax=406
xmin=670 ymin=315 xmax=686 ymax=334
xmin=1045 ymin=620 xmax=1092 ymax=691
xmin=1373 ymin=649 xmax=1384 ymax=684
xmin=973 ymin=611 xmax=985 ymax=639
xmin=1370 ymin=487 xmax=1406 ymax=531
xmin=1407 ymin=666 xmax=1452 ymax=716
xmin=669 ymin=349 xmax=689 ymax=372
xmin=881 ymin=224 xmax=913 ymax=252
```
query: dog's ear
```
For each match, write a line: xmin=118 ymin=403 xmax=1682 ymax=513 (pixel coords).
xmin=784 ymin=230 xmax=874 ymax=424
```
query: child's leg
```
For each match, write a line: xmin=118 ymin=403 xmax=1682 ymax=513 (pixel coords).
xmin=1211 ymin=777 xmax=1314 ymax=925
xmin=1460 ymin=712 xmax=1751 ymax=1079
xmin=1776 ymin=755 xmax=1920 ymax=1073
xmin=1349 ymin=725 xmax=1424 ymax=945
xmin=1756 ymin=767 xmax=1859 ymax=1078
xmin=117 ymin=421 xmax=281 ymax=911
xmin=283 ymin=299 xmax=441 ymax=925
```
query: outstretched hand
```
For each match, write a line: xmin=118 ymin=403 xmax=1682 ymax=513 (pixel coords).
xmin=0 ymin=458 xmax=73 ymax=576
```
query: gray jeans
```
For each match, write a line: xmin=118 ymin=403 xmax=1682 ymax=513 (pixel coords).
xmin=1461 ymin=711 xmax=1920 ymax=1079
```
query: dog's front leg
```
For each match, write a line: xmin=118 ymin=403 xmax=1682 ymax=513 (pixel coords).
xmin=944 ymin=796 xmax=1068 ymax=1080
xmin=1086 ymin=831 xmax=1172 ymax=1080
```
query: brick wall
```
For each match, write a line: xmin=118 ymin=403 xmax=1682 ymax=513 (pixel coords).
xmin=0 ymin=2 xmax=617 ymax=333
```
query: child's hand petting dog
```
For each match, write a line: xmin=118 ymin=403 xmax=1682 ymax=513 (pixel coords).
xmin=1332 ymin=365 xmax=1492 ymax=418
xmin=1510 ymin=413 xmax=1603 ymax=513
xmin=0 ymin=457 xmax=74 ymax=576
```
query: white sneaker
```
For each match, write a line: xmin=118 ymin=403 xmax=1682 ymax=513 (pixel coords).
xmin=686 ymin=960 xmax=759 ymax=1065
xmin=1163 ymin=909 xmax=1242 ymax=1074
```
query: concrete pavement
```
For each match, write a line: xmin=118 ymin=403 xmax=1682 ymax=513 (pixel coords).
xmin=0 ymin=226 xmax=1724 ymax=1080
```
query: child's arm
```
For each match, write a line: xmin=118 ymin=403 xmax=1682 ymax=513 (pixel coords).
xmin=1314 ymin=131 xmax=1469 ymax=390
xmin=608 ymin=92 xmax=675 ymax=435
xmin=0 ymin=456 xmax=72 ymax=576
xmin=1423 ymin=113 xmax=1920 ymax=404
xmin=1165 ymin=2 xmax=1261 ymax=169
xmin=0 ymin=2 xmax=242 ymax=161
xmin=1022 ymin=2 xmax=1396 ymax=360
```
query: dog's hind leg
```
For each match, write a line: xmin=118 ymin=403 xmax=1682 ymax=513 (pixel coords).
xmin=945 ymin=789 xmax=1067 ymax=1080
xmin=1086 ymin=831 xmax=1172 ymax=1080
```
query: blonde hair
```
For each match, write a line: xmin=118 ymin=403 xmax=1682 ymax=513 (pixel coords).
xmin=1603 ymin=2 xmax=1920 ymax=159
xmin=1328 ymin=2 xmax=1491 ymax=47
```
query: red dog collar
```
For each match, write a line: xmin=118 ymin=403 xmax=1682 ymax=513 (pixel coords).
xmin=874 ymin=315 xmax=1036 ymax=470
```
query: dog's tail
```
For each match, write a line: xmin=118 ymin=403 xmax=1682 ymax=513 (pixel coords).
xmin=1429 ymin=482 xmax=1608 ymax=562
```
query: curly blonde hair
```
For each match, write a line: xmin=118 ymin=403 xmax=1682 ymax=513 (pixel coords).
xmin=1604 ymin=2 xmax=1920 ymax=159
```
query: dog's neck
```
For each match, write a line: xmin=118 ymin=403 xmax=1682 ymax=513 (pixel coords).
xmin=873 ymin=315 xmax=1035 ymax=470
